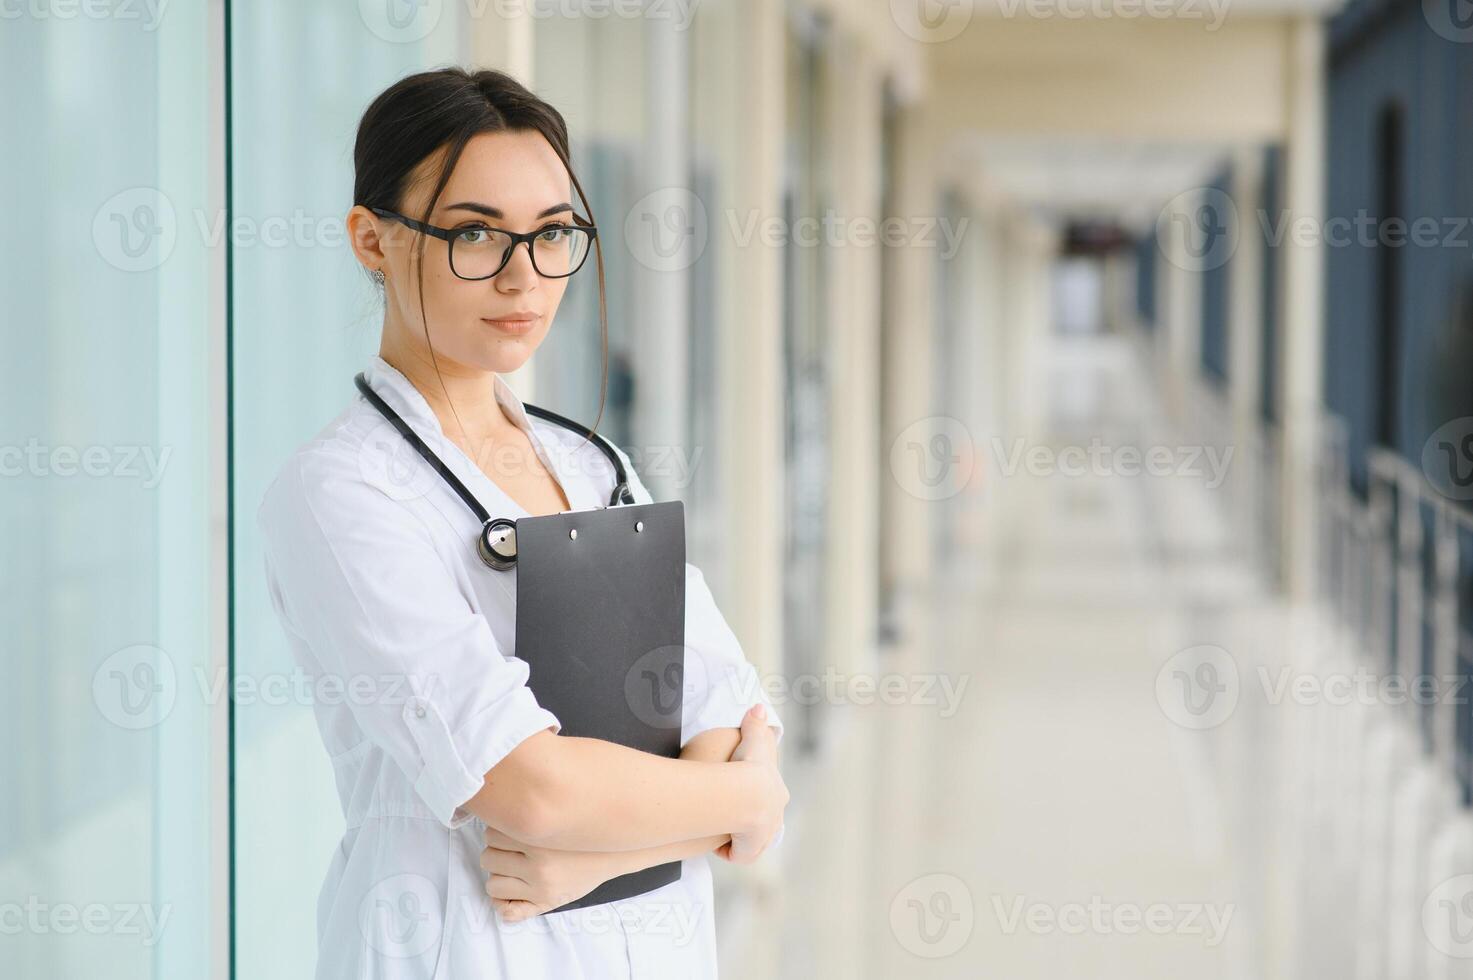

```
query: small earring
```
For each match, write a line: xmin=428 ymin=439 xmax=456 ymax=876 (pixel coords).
xmin=371 ymin=268 xmax=386 ymax=285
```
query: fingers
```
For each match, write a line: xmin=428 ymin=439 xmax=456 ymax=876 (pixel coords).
xmin=485 ymin=873 xmax=534 ymax=902
xmin=735 ymin=704 xmax=777 ymax=765
xmin=479 ymin=846 xmax=532 ymax=879
xmin=724 ymin=841 xmax=764 ymax=865
xmin=492 ymin=898 xmax=542 ymax=923
xmin=738 ymin=704 xmax=774 ymax=744
xmin=483 ymin=825 xmax=526 ymax=851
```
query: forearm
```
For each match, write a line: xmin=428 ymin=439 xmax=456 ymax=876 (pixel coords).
xmin=472 ymin=729 xmax=770 ymax=852
xmin=596 ymin=728 xmax=741 ymax=871
xmin=599 ymin=833 xmax=730 ymax=879
xmin=544 ymin=737 xmax=760 ymax=850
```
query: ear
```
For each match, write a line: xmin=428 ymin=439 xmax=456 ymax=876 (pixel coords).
xmin=346 ymin=205 xmax=390 ymax=275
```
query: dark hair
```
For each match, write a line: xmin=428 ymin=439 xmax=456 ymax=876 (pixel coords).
xmin=353 ymin=66 xmax=609 ymax=446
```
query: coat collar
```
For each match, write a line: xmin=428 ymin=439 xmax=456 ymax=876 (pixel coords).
xmin=359 ymin=354 xmax=598 ymax=514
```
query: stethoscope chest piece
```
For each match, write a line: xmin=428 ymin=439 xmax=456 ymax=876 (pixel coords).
xmin=478 ymin=517 xmax=519 ymax=571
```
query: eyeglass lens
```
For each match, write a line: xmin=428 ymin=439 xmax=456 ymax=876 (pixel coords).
xmin=450 ymin=226 xmax=592 ymax=280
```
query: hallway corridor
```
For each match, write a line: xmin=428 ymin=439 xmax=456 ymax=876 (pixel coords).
xmin=745 ymin=334 xmax=1287 ymax=978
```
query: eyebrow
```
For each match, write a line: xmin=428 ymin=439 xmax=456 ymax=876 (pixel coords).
xmin=445 ymin=201 xmax=574 ymax=221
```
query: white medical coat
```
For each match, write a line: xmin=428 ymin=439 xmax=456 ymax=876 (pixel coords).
xmin=255 ymin=354 xmax=783 ymax=979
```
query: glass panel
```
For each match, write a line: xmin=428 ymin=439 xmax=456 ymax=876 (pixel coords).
xmin=0 ymin=7 xmax=217 ymax=977
xmin=229 ymin=11 xmax=472 ymax=977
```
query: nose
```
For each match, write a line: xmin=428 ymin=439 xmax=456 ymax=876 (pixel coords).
xmin=494 ymin=240 xmax=540 ymax=291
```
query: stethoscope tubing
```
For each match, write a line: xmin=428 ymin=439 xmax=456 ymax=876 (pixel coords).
xmin=352 ymin=372 xmax=634 ymax=569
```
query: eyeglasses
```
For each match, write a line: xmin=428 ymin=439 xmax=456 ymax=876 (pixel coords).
xmin=370 ymin=207 xmax=597 ymax=281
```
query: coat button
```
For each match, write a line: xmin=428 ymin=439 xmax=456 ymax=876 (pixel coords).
xmin=414 ymin=705 xmax=426 ymax=719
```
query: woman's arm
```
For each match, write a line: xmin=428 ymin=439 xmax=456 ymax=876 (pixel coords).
xmin=466 ymin=707 xmax=785 ymax=853
xmin=590 ymin=727 xmax=742 ymax=871
xmin=481 ymin=718 xmax=774 ymax=922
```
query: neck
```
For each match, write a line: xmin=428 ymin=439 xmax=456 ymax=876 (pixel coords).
xmin=378 ymin=336 xmax=516 ymax=442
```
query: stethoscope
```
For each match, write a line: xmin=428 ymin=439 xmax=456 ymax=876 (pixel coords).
xmin=353 ymin=372 xmax=635 ymax=571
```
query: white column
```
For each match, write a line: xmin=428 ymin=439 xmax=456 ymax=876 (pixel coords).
xmin=712 ymin=0 xmax=787 ymax=683
xmin=1152 ymin=216 xmax=1174 ymax=405
xmin=823 ymin=32 xmax=884 ymax=679
xmin=880 ymin=101 xmax=940 ymax=617
xmin=1006 ymin=214 xmax=1056 ymax=441
xmin=1227 ymin=147 xmax=1265 ymax=531
xmin=469 ymin=6 xmax=534 ymax=82
xmin=634 ymin=5 xmax=691 ymax=500
xmin=946 ymin=191 xmax=988 ymax=559
xmin=1159 ymin=191 xmax=1204 ymax=423
xmin=1100 ymin=247 xmax=1128 ymax=336
xmin=1026 ymin=224 xmax=1057 ymax=431
xmin=1278 ymin=17 xmax=1327 ymax=599
xmin=994 ymin=211 xmax=1027 ymax=451
xmin=968 ymin=195 xmax=1007 ymax=591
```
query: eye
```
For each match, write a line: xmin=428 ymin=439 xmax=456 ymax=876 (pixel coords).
xmin=535 ymin=224 xmax=572 ymax=243
xmin=456 ymin=226 xmax=493 ymax=245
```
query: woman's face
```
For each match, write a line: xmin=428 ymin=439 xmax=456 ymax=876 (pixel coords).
xmin=356 ymin=128 xmax=579 ymax=376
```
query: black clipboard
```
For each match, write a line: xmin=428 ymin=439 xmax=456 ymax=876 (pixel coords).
xmin=513 ymin=499 xmax=686 ymax=913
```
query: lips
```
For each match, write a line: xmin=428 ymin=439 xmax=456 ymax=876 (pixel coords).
xmin=482 ymin=313 xmax=541 ymax=335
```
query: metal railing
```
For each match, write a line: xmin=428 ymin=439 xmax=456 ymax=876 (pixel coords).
xmin=1312 ymin=414 xmax=1473 ymax=797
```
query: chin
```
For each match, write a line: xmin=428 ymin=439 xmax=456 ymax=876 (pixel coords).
xmin=475 ymin=337 xmax=538 ymax=375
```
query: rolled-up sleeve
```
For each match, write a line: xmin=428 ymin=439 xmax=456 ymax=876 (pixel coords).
xmin=256 ymin=448 xmax=560 ymax=830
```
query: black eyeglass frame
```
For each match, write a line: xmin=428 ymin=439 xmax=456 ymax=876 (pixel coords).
xmin=369 ymin=206 xmax=598 ymax=281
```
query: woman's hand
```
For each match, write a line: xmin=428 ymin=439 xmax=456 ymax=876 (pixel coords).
xmin=480 ymin=826 xmax=620 ymax=922
xmin=717 ymin=703 xmax=788 ymax=864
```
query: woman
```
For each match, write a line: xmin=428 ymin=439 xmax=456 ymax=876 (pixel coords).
xmin=256 ymin=67 xmax=789 ymax=979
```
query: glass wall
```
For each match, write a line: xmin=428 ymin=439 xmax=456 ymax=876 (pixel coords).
xmin=7 ymin=4 xmax=845 ymax=975
xmin=0 ymin=5 xmax=220 ymax=978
